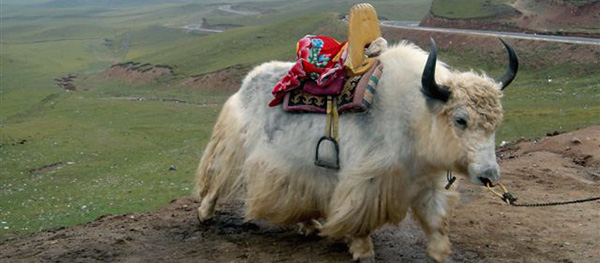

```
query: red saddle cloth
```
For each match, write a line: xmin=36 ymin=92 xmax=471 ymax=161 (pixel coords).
xmin=269 ymin=35 xmax=347 ymax=107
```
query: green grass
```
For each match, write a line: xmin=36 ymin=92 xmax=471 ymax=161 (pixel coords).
xmin=1 ymin=88 xmax=222 ymax=235
xmin=562 ymin=0 xmax=598 ymax=7
xmin=499 ymin=74 xmax=600 ymax=142
xmin=430 ymin=0 xmax=516 ymax=19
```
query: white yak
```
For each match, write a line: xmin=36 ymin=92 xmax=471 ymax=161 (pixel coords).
xmin=194 ymin=38 xmax=518 ymax=262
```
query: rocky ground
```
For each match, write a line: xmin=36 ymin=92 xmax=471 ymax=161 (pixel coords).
xmin=1 ymin=126 xmax=598 ymax=263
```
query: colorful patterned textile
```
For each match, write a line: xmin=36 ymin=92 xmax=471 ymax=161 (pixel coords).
xmin=269 ymin=35 xmax=347 ymax=107
xmin=283 ymin=60 xmax=382 ymax=114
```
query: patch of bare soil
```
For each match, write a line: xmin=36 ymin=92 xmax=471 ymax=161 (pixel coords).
xmin=54 ymin=74 xmax=79 ymax=91
xmin=1 ymin=126 xmax=598 ymax=262
xmin=512 ymin=0 xmax=600 ymax=36
xmin=103 ymin=62 xmax=174 ymax=84
xmin=178 ymin=64 xmax=248 ymax=93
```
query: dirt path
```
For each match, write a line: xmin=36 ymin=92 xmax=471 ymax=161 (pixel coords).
xmin=217 ymin=5 xmax=260 ymax=16
xmin=1 ymin=127 xmax=598 ymax=263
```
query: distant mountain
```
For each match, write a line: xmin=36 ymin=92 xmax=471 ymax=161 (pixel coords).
xmin=41 ymin=0 xmax=191 ymax=7
xmin=421 ymin=0 xmax=600 ymax=38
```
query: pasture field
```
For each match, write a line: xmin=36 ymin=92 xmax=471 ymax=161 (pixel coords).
xmin=1 ymin=0 xmax=598 ymax=239
xmin=430 ymin=0 xmax=516 ymax=19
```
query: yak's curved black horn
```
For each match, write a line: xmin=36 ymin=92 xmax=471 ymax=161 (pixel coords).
xmin=421 ymin=37 xmax=450 ymax=102
xmin=497 ymin=38 xmax=519 ymax=90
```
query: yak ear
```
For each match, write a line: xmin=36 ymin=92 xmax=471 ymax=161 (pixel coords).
xmin=421 ymin=37 xmax=450 ymax=103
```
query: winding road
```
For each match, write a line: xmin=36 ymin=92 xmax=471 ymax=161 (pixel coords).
xmin=217 ymin=5 xmax=260 ymax=16
xmin=382 ymin=21 xmax=600 ymax=46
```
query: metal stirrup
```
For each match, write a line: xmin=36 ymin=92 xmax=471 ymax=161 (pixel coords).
xmin=315 ymin=96 xmax=340 ymax=169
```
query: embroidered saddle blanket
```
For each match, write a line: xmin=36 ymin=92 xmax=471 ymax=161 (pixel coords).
xmin=283 ymin=60 xmax=382 ymax=114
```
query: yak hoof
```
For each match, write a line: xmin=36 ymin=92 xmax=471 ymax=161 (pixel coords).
xmin=197 ymin=206 xmax=213 ymax=223
xmin=197 ymin=193 xmax=217 ymax=222
xmin=349 ymin=236 xmax=375 ymax=262
xmin=297 ymin=219 xmax=323 ymax=236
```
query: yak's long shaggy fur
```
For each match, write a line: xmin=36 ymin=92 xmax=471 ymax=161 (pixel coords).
xmin=194 ymin=40 xmax=506 ymax=262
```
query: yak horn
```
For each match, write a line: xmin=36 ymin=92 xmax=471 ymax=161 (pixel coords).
xmin=497 ymin=38 xmax=519 ymax=90
xmin=421 ymin=37 xmax=450 ymax=102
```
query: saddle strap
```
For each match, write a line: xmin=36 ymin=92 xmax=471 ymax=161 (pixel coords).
xmin=325 ymin=96 xmax=340 ymax=141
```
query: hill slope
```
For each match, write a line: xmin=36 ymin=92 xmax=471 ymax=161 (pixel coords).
xmin=421 ymin=0 xmax=600 ymax=37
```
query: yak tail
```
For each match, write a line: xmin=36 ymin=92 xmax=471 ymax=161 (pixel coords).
xmin=194 ymin=93 xmax=246 ymax=205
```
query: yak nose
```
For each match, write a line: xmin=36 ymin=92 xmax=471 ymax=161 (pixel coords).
xmin=470 ymin=162 xmax=500 ymax=185
xmin=476 ymin=164 xmax=500 ymax=185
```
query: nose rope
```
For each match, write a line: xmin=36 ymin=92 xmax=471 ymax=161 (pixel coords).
xmin=484 ymin=181 xmax=600 ymax=207
xmin=485 ymin=182 xmax=513 ymax=205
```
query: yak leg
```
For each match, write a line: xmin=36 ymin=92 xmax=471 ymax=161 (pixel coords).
xmin=348 ymin=235 xmax=374 ymax=263
xmin=412 ymin=187 xmax=457 ymax=263
xmin=194 ymin=94 xmax=246 ymax=222
xmin=198 ymin=190 xmax=218 ymax=222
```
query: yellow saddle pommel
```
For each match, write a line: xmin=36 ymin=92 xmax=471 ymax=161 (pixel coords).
xmin=344 ymin=3 xmax=381 ymax=76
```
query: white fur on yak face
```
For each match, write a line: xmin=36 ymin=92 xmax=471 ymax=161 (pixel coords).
xmin=426 ymin=70 xmax=504 ymax=185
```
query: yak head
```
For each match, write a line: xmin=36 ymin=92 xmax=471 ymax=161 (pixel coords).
xmin=419 ymin=38 xmax=518 ymax=185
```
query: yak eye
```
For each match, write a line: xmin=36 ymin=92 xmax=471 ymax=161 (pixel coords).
xmin=454 ymin=116 xmax=468 ymax=128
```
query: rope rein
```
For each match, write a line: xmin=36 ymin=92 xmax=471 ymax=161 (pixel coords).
xmin=484 ymin=182 xmax=600 ymax=207
xmin=444 ymin=171 xmax=600 ymax=207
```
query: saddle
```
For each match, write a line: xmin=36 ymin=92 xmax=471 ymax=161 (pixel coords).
xmin=269 ymin=3 xmax=384 ymax=169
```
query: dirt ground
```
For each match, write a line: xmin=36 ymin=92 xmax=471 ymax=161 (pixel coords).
xmin=1 ymin=126 xmax=598 ymax=263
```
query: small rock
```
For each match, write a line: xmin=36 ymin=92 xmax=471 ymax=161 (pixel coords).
xmin=168 ymin=165 xmax=177 ymax=171
xmin=571 ymin=137 xmax=581 ymax=144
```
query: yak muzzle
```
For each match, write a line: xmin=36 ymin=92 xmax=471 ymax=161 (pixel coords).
xmin=468 ymin=163 xmax=500 ymax=185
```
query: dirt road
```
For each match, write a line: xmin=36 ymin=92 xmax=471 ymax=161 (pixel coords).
xmin=1 ymin=126 xmax=598 ymax=263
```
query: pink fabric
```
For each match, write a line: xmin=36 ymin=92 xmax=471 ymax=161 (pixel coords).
xmin=269 ymin=35 xmax=347 ymax=107
xmin=302 ymin=72 xmax=345 ymax=95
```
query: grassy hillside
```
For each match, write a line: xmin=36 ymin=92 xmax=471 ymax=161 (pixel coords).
xmin=130 ymin=13 xmax=346 ymax=76
xmin=430 ymin=0 xmax=516 ymax=19
xmin=204 ymin=0 xmax=431 ymax=26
